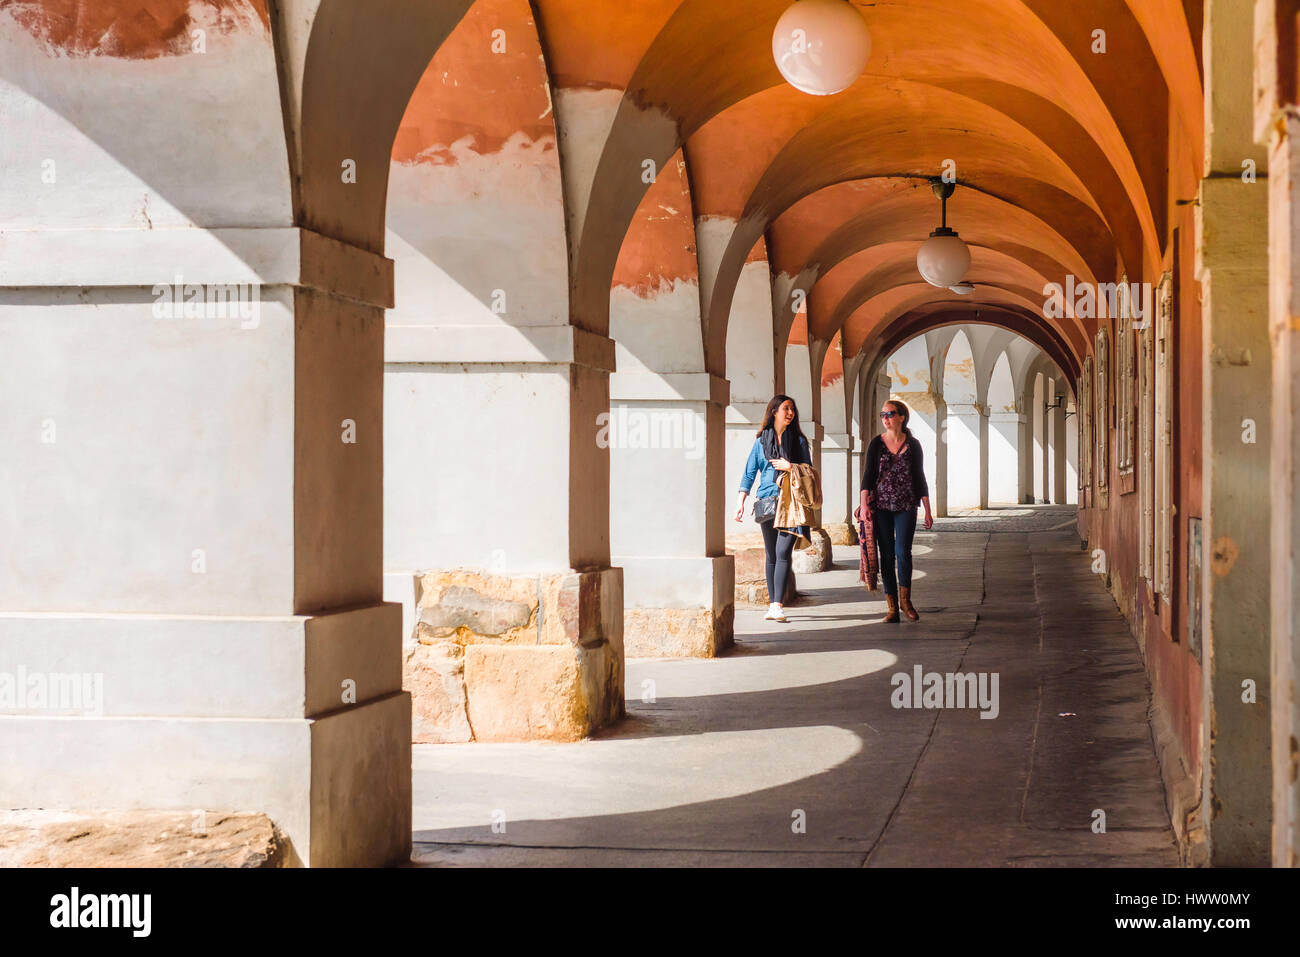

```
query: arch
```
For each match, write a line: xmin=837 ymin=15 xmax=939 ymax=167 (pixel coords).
xmin=987 ymin=351 xmax=1020 ymax=505
xmin=942 ymin=330 xmax=978 ymax=406
xmin=858 ymin=304 xmax=1081 ymax=389
xmin=942 ymin=330 xmax=980 ymax=508
xmin=297 ymin=0 xmax=476 ymax=252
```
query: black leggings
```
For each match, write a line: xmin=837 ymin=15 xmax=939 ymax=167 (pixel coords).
xmin=760 ymin=520 xmax=797 ymax=604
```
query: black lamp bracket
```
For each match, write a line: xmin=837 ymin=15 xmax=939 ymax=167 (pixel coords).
xmin=929 ymin=178 xmax=957 ymax=232
xmin=930 ymin=179 xmax=956 ymax=201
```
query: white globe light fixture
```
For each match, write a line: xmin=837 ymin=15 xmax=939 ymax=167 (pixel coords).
xmin=917 ymin=180 xmax=971 ymax=288
xmin=772 ymin=0 xmax=872 ymax=96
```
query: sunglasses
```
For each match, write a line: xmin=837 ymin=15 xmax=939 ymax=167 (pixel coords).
xmin=880 ymin=411 xmax=899 ymax=419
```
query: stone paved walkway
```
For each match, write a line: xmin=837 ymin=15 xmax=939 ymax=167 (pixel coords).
xmin=410 ymin=506 xmax=1180 ymax=867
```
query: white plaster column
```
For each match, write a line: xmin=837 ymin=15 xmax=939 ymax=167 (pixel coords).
xmin=725 ymin=254 xmax=779 ymax=550
xmin=989 ymin=410 xmax=1022 ymax=505
xmin=978 ymin=404 xmax=991 ymax=509
xmin=820 ymin=363 xmax=856 ymax=540
xmin=932 ymin=394 xmax=950 ymax=517
xmin=944 ymin=402 xmax=983 ymax=509
xmin=603 ymin=209 xmax=737 ymax=659
xmin=384 ymin=327 xmax=625 ymax=738
xmin=784 ymin=340 xmax=822 ymax=455
xmin=1189 ymin=0 xmax=1272 ymax=865
xmin=1017 ymin=393 xmax=1033 ymax=504
xmin=1034 ymin=376 xmax=1048 ymax=503
xmin=609 ymin=373 xmax=733 ymax=657
xmin=383 ymin=81 xmax=625 ymax=742
xmin=1065 ymin=398 xmax=1079 ymax=504
xmin=1264 ymin=110 xmax=1300 ymax=870
xmin=1050 ymin=389 xmax=1068 ymax=504
xmin=0 ymin=17 xmax=416 ymax=866
xmin=850 ymin=366 xmax=869 ymax=498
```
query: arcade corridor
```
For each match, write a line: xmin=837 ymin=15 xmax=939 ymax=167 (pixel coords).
xmin=2 ymin=0 xmax=1296 ymax=870
xmin=411 ymin=508 xmax=1178 ymax=867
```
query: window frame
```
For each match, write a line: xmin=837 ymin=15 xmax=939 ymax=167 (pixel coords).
xmin=1079 ymin=357 xmax=1093 ymax=498
xmin=1116 ymin=278 xmax=1136 ymax=475
xmin=1153 ymin=274 xmax=1174 ymax=604
xmin=1094 ymin=326 xmax=1109 ymax=492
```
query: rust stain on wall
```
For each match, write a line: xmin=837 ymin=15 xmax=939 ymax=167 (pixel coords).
xmin=1210 ymin=536 xmax=1239 ymax=577
xmin=1 ymin=0 xmax=268 ymax=57
xmin=946 ymin=356 xmax=975 ymax=380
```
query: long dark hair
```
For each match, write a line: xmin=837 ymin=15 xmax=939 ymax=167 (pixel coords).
xmin=883 ymin=398 xmax=914 ymax=437
xmin=757 ymin=394 xmax=809 ymax=464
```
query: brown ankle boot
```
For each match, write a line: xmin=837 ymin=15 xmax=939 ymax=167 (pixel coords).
xmin=883 ymin=594 xmax=900 ymax=623
xmin=899 ymin=586 xmax=919 ymax=620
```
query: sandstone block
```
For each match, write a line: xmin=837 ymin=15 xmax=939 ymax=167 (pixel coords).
xmin=793 ymin=527 xmax=833 ymax=574
xmin=731 ymin=543 xmax=798 ymax=606
xmin=415 ymin=570 xmax=538 ymax=645
xmin=0 ymin=809 xmax=283 ymax=868
xmin=404 ymin=639 xmax=472 ymax=743
xmin=419 ymin=585 xmax=531 ymax=637
xmin=464 ymin=644 xmax=588 ymax=742
xmin=625 ymin=603 xmax=735 ymax=658
xmin=824 ymin=522 xmax=859 ymax=546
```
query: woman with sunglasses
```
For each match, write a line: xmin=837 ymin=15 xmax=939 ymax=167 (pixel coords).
xmin=860 ymin=399 xmax=934 ymax=622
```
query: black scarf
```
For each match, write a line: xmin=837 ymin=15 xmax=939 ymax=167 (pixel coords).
xmin=761 ymin=425 xmax=807 ymax=467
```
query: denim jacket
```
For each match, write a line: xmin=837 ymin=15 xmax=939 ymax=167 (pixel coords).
xmin=739 ymin=434 xmax=812 ymax=500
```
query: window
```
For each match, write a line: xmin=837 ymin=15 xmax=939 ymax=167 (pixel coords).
xmin=1138 ymin=294 xmax=1155 ymax=583
xmin=1079 ymin=358 xmax=1093 ymax=495
xmin=1094 ymin=327 xmax=1108 ymax=491
xmin=1116 ymin=278 xmax=1136 ymax=474
xmin=1153 ymin=274 xmax=1174 ymax=602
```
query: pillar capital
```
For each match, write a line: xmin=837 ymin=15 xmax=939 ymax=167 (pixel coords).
xmin=386 ymin=324 xmax=616 ymax=372
xmin=0 ymin=225 xmax=394 ymax=309
xmin=610 ymin=371 xmax=729 ymax=406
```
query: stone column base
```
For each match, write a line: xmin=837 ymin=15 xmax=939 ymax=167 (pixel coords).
xmin=1 ymin=695 xmax=412 ymax=868
xmin=793 ymin=527 xmax=834 ymax=573
xmin=616 ymin=556 xmax=734 ymax=658
xmin=823 ymin=522 xmax=859 ymax=546
xmin=403 ymin=566 xmax=624 ymax=743
xmin=0 ymin=604 xmax=413 ymax=867
xmin=730 ymin=546 xmax=798 ymax=606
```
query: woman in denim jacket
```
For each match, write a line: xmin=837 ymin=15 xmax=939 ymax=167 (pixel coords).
xmin=734 ymin=394 xmax=812 ymax=622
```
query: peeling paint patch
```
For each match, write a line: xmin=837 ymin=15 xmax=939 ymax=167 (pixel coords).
xmin=1 ymin=0 xmax=268 ymax=58
xmin=393 ymin=0 xmax=554 ymax=164
xmin=397 ymin=130 xmax=558 ymax=169
xmin=1211 ymin=346 xmax=1252 ymax=366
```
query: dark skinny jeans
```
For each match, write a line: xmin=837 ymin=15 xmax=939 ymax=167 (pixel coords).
xmin=760 ymin=520 xmax=797 ymax=604
xmin=872 ymin=507 xmax=918 ymax=596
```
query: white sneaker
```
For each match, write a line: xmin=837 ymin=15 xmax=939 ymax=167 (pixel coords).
xmin=765 ymin=603 xmax=788 ymax=622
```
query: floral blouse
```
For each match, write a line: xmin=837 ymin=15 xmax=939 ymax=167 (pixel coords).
xmin=873 ymin=440 xmax=918 ymax=511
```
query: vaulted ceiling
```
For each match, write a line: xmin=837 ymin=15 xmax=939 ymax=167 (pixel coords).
xmin=396 ymin=0 xmax=1203 ymax=384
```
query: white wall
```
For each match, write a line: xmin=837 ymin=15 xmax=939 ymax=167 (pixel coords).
xmin=987 ymin=352 xmax=1019 ymax=504
xmin=384 ymin=364 xmax=575 ymax=574
xmin=943 ymin=332 xmax=981 ymax=508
